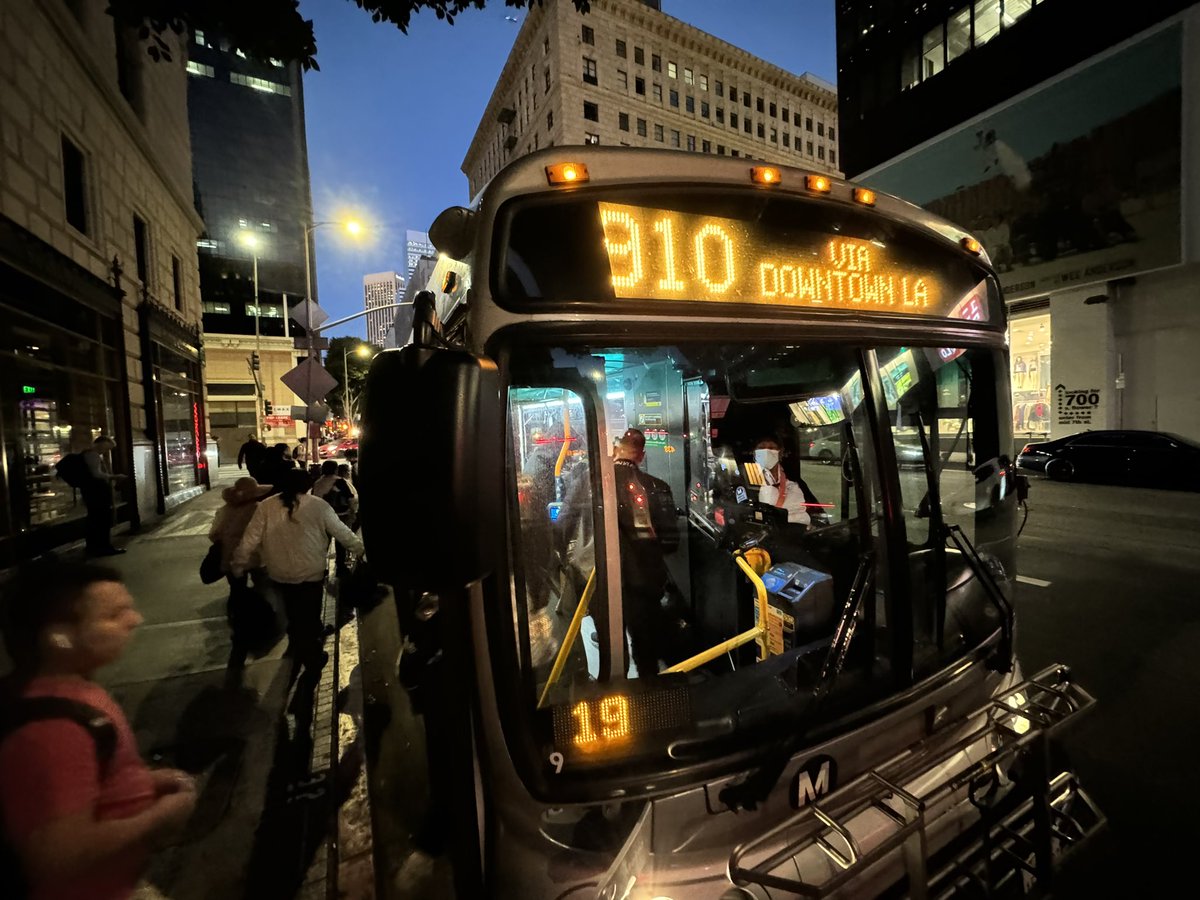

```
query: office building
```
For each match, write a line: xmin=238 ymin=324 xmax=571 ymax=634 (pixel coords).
xmin=463 ymin=0 xmax=839 ymax=198
xmin=0 ymin=0 xmax=207 ymax=563
xmin=185 ymin=26 xmax=317 ymax=451
xmin=837 ymin=0 xmax=1200 ymax=442
xmin=365 ymin=272 xmax=404 ymax=346
xmin=406 ymin=230 xmax=436 ymax=282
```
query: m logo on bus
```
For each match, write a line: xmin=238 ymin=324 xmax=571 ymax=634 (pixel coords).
xmin=791 ymin=756 xmax=836 ymax=809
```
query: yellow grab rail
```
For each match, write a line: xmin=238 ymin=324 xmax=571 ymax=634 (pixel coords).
xmin=663 ymin=550 xmax=772 ymax=675
xmin=537 ymin=567 xmax=597 ymax=709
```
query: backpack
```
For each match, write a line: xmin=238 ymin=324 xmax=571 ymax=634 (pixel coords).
xmin=55 ymin=453 xmax=89 ymax=489
xmin=323 ymin=480 xmax=353 ymax=517
xmin=0 ymin=698 xmax=116 ymax=898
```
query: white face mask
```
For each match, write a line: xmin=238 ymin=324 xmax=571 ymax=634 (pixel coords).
xmin=754 ymin=449 xmax=779 ymax=470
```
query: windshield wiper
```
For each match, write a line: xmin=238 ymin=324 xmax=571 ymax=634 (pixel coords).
xmin=943 ymin=524 xmax=1014 ymax=673
xmin=814 ymin=551 xmax=875 ymax=701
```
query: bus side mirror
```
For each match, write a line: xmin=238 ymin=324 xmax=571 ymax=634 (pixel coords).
xmin=359 ymin=345 xmax=502 ymax=590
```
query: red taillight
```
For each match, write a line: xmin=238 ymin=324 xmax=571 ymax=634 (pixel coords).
xmin=1020 ymin=444 xmax=1033 ymax=456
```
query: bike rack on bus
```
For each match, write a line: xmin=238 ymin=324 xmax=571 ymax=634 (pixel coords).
xmin=727 ymin=664 xmax=1104 ymax=898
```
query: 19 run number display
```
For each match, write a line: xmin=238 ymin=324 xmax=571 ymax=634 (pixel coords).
xmin=598 ymin=201 xmax=957 ymax=316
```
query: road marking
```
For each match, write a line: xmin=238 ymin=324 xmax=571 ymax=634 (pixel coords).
xmin=1016 ymin=575 xmax=1052 ymax=587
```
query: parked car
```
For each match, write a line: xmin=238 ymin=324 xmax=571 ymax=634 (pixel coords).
xmin=1017 ymin=430 xmax=1200 ymax=489
xmin=318 ymin=438 xmax=358 ymax=459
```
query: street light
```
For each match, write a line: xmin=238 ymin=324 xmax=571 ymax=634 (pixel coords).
xmin=342 ymin=342 xmax=372 ymax=428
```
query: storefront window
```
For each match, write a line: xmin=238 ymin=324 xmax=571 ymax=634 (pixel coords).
xmin=153 ymin=341 xmax=203 ymax=495
xmin=1009 ymin=313 xmax=1052 ymax=439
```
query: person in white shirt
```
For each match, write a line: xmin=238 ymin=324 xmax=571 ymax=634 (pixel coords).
xmin=754 ymin=437 xmax=821 ymax=528
xmin=232 ymin=468 xmax=363 ymax=676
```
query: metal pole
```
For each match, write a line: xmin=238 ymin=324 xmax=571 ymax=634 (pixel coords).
xmin=253 ymin=252 xmax=262 ymax=438
xmin=303 ymin=225 xmax=319 ymax=462
xmin=343 ymin=344 xmax=350 ymax=431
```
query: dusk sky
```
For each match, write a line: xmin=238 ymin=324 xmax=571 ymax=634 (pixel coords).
xmin=300 ymin=0 xmax=837 ymax=336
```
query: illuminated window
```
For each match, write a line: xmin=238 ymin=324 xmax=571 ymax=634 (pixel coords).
xmin=636 ymin=117 xmax=647 ymax=136
xmin=583 ymin=101 xmax=598 ymax=121
xmin=1004 ymin=0 xmax=1034 ymax=26
xmin=699 ymin=74 xmax=708 ymax=91
xmin=616 ymin=39 xmax=626 ymax=58
xmin=186 ymin=61 xmax=215 ymax=78
xmin=193 ymin=29 xmax=206 ymax=47
xmin=668 ymin=61 xmax=677 ymax=79
xmin=974 ymin=0 xmax=1000 ymax=45
xmin=583 ymin=57 xmax=597 ymax=85
xmin=585 ymin=132 xmax=600 ymax=145
xmin=683 ymin=67 xmax=693 ymax=85
xmin=922 ymin=23 xmax=945 ymax=79
xmin=582 ymin=25 xmax=594 ymax=45
xmin=203 ymin=301 xmax=230 ymax=314
xmin=229 ymin=73 xmax=291 ymax=96
xmin=946 ymin=7 xmax=970 ymax=63
xmin=619 ymin=112 xmax=630 ymax=131
xmin=654 ymin=124 xmax=664 ymax=142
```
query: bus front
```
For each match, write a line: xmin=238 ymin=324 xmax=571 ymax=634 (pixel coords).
xmin=363 ymin=148 xmax=1102 ymax=898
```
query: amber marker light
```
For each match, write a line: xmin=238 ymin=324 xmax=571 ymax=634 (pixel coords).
xmin=853 ymin=187 xmax=877 ymax=206
xmin=805 ymin=174 xmax=832 ymax=193
xmin=751 ymin=166 xmax=782 ymax=185
xmin=546 ymin=162 xmax=590 ymax=185
xmin=961 ymin=236 xmax=983 ymax=255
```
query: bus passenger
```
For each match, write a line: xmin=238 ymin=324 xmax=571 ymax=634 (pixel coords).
xmin=754 ymin=438 xmax=821 ymax=528
xmin=611 ymin=428 xmax=679 ymax=680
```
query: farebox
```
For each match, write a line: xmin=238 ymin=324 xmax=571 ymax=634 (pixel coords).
xmin=757 ymin=562 xmax=836 ymax=653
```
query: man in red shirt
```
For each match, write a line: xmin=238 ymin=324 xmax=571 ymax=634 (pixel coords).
xmin=0 ymin=562 xmax=196 ymax=899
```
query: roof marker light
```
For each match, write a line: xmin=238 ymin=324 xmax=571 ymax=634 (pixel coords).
xmin=546 ymin=162 xmax=589 ymax=185
xmin=805 ymin=174 xmax=832 ymax=193
xmin=751 ymin=166 xmax=782 ymax=185
xmin=961 ymin=236 xmax=983 ymax=255
xmin=853 ymin=187 xmax=876 ymax=206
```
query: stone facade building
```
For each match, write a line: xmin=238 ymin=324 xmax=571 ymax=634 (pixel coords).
xmin=463 ymin=0 xmax=840 ymax=198
xmin=0 ymin=0 xmax=208 ymax=564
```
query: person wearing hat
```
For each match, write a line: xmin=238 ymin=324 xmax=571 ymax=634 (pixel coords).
xmin=209 ymin=476 xmax=272 ymax=676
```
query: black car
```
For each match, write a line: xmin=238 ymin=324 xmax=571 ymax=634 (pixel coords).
xmin=1017 ymin=430 xmax=1200 ymax=489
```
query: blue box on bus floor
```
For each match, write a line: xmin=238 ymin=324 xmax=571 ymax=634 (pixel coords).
xmin=757 ymin=562 xmax=836 ymax=653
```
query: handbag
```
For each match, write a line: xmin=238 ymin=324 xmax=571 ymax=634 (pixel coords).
xmin=200 ymin=542 xmax=223 ymax=584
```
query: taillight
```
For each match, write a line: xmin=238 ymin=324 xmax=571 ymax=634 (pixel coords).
xmin=1020 ymin=444 xmax=1033 ymax=456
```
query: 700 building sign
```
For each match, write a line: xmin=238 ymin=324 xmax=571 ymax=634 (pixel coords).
xmin=1055 ymin=383 xmax=1102 ymax=426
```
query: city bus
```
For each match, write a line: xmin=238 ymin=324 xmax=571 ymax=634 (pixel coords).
xmin=358 ymin=147 xmax=1102 ymax=898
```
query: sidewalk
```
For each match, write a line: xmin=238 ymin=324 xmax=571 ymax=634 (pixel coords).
xmin=90 ymin=464 xmax=373 ymax=900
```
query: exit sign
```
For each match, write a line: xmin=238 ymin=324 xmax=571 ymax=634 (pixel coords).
xmin=21 ymin=385 xmax=35 ymax=394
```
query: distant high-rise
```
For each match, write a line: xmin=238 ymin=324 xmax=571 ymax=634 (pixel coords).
xmin=364 ymin=272 xmax=404 ymax=346
xmin=405 ymin=230 xmax=435 ymax=282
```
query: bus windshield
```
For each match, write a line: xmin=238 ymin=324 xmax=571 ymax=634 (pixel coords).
xmin=494 ymin=188 xmax=997 ymax=323
xmin=505 ymin=338 xmax=1015 ymax=797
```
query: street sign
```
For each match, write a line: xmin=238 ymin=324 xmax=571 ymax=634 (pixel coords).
xmin=295 ymin=336 xmax=330 ymax=351
xmin=264 ymin=415 xmax=295 ymax=428
xmin=281 ymin=356 xmax=338 ymax=404
xmin=289 ymin=299 xmax=328 ymax=331
xmin=290 ymin=402 xmax=329 ymax=422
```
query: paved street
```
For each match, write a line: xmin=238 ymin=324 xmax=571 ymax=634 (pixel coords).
xmin=91 ymin=467 xmax=373 ymax=900
xmin=1013 ymin=477 xmax=1200 ymax=893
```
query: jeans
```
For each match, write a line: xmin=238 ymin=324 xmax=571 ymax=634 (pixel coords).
xmin=278 ymin=580 xmax=326 ymax=672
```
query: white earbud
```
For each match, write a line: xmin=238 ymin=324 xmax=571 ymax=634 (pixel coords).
xmin=50 ymin=633 xmax=73 ymax=650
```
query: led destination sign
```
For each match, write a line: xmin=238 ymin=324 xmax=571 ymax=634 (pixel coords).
xmin=598 ymin=202 xmax=986 ymax=320
xmin=551 ymin=685 xmax=691 ymax=760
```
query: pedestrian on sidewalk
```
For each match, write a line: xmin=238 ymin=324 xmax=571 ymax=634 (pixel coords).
xmin=79 ymin=436 xmax=128 ymax=557
xmin=236 ymin=433 xmax=267 ymax=483
xmin=231 ymin=469 xmax=363 ymax=680
xmin=0 ymin=561 xmax=196 ymax=900
xmin=208 ymin=476 xmax=274 ymax=677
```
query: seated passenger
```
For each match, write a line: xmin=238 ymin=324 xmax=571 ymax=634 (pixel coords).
xmin=754 ymin=438 xmax=821 ymax=527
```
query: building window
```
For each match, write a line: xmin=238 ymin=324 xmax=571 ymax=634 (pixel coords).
xmin=547 ymin=110 xmax=554 ymax=130
xmin=654 ymin=124 xmax=664 ymax=142
xmin=172 ymin=256 xmax=182 ymax=311
xmin=585 ymin=132 xmax=600 ymax=145
xmin=829 ymin=126 xmax=836 ymax=141
xmin=583 ymin=57 xmax=597 ymax=85
xmin=618 ymin=69 xmax=628 ymax=88
xmin=670 ymin=129 xmax=681 ymax=148
xmin=544 ymin=36 xmax=550 ymax=54
xmin=60 ymin=135 xmax=88 ymax=235
xmin=203 ymin=301 xmax=231 ymax=315
xmin=817 ymin=122 xmax=825 ymax=137
xmin=923 ymin=22 xmax=945 ymax=79
xmin=756 ymin=97 xmax=764 ymax=113
xmin=582 ymin=25 xmax=594 ymax=45
xmin=781 ymin=106 xmax=789 ymax=121
xmin=717 ymin=144 xmax=725 ymax=154
xmin=229 ymin=73 xmax=291 ymax=96
xmin=728 ymin=84 xmax=737 ymax=100
xmin=742 ymin=91 xmax=751 ymax=107
xmin=544 ymin=67 xmax=551 ymax=93
xmin=975 ymin=0 xmax=1001 ymax=46
xmin=650 ymin=52 xmax=659 ymax=71
xmin=770 ymin=128 xmax=777 ymax=143
xmin=702 ymin=139 xmax=711 ymax=152
xmin=616 ymin=38 xmax=627 ymax=58
xmin=830 ymin=149 xmax=837 ymax=166
xmin=744 ymin=118 xmax=752 ymax=134
xmin=730 ymin=112 xmax=738 ymax=128
xmin=669 ymin=89 xmax=679 ymax=108
xmin=683 ymin=67 xmax=693 ymax=85
xmin=818 ymin=146 xmax=826 ymax=160
xmin=794 ymin=111 xmax=801 ymax=127
xmin=700 ymin=101 xmax=709 ymax=118
xmin=685 ymin=95 xmax=694 ymax=113
xmin=699 ymin=74 xmax=708 ymax=91
xmin=769 ymin=102 xmax=776 ymax=117
xmin=619 ymin=112 xmax=630 ymax=131
xmin=807 ymin=140 xmax=814 ymax=154
xmin=783 ymin=132 xmax=790 ymax=148
xmin=637 ymin=76 xmax=646 ymax=95
xmin=652 ymin=82 xmax=661 ymax=101
xmin=583 ymin=101 xmax=599 ymax=121
xmin=635 ymin=46 xmax=645 ymax=66
xmin=637 ymin=117 xmax=647 ymax=137
xmin=806 ymin=116 xmax=813 ymax=131
xmin=715 ymin=79 xmax=723 ymax=95
xmin=731 ymin=149 xmax=740 ymax=158
xmin=757 ymin=122 xmax=764 ymax=138
xmin=686 ymin=134 xmax=695 ymax=151
xmin=716 ymin=107 xmax=724 ymax=123
xmin=667 ymin=61 xmax=677 ymax=79
xmin=133 ymin=215 xmax=149 ymax=287
xmin=947 ymin=6 xmax=971 ymax=63
xmin=185 ymin=61 xmax=215 ymax=78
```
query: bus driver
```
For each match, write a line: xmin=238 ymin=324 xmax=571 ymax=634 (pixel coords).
xmin=754 ymin=437 xmax=821 ymax=528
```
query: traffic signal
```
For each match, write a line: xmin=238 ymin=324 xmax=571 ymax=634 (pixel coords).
xmin=251 ymin=351 xmax=261 ymax=371
xmin=264 ymin=399 xmax=273 ymax=416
